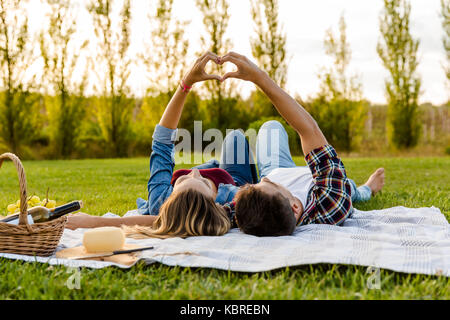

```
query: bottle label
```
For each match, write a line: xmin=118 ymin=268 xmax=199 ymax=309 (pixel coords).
xmin=5 ymin=215 xmax=34 ymax=226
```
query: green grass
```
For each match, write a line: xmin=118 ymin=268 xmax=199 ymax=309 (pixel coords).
xmin=0 ymin=156 xmax=449 ymax=299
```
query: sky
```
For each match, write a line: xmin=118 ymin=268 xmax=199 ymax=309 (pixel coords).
xmin=27 ymin=0 xmax=449 ymax=105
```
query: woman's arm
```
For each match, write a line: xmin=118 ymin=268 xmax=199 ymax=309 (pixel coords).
xmin=159 ymin=52 xmax=221 ymax=129
xmin=66 ymin=213 xmax=157 ymax=230
xmin=219 ymin=52 xmax=328 ymax=156
xmin=146 ymin=52 xmax=222 ymax=214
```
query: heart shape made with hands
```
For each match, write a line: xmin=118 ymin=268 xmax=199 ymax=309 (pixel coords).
xmin=189 ymin=52 xmax=241 ymax=84
xmin=204 ymin=59 xmax=238 ymax=82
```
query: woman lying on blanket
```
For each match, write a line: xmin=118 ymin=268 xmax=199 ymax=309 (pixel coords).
xmin=66 ymin=52 xmax=258 ymax=238
xmin=66 ymin=51 xmax=385 ymax=238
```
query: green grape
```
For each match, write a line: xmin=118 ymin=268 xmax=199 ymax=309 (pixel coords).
xmin=7 ymin=204 xmax=17 ymax=213
xmin=30 ymin=196 xmax=40 ymax=206
xmin=45 ymin=200 xmax=56 ymax=209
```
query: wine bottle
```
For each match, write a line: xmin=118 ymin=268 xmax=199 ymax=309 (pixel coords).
xmin=1 ymin=200 xmax=83 ymax=225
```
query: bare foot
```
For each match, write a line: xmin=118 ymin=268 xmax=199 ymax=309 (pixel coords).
xmin=363 ymin=168 xmax=385 ymax=196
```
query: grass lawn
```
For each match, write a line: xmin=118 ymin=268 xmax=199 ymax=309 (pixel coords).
xmin=0 ymin=156 xmax=449 ymax=299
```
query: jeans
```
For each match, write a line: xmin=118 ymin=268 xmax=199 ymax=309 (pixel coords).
xmin=194 ymin=130 xmax=258 ymax=187
xmin=256 ymin=120 xmax=371 ymax=203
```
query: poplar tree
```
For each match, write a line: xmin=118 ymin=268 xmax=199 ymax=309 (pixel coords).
xmin=441 ymin=0 xmax=450 ymax=87
xmin=309 ymin=15 xmax=367 ymax=152
xmin=138 ymin=0 xmax=192 ymax=138
xmin=88 ymin=0 xmax=133 ymax=157
xmin=250 ymin=0 xmax=287 ymax=88
xmin=249 ymin=0 xmax=288 ymax=118
xmin=40 ymin=0 xmax=89 ymax=158
xmin=196 ymin=0 xmax=234 ymax=131
xmin=377 ymin=0 xmax=421 ymax=149
xmin=142 ymin=0 xmax=189 ymax=98
xmin=0 ymin=0 xmax=38 ymax=156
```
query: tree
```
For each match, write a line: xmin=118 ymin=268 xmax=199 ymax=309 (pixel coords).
xmin=320 ymin=15 xmax=362 ymax=102
xmin=137 ymin=0 xmax=197 ymax=139
xmin=196 ymin=0 xmax=234 ymax=131
xmin=441 ymin=0 xmax=450 ymax=89
xmin=249 ymin=0 xmax=288 ymax=118
xmin=142 ymin=0 xmax=189 ymax=98
xmin=250 ymin=0 xmax=287 ymax=88
xmin=40 ymin=0 xmax=89 ymax=158
xmin=88 ymin=0 xmax=133 ymax=157
xmin=0 ymin=0 xmax=39 ymax=156
xmin=377 ymin=0 xmax=421 ymax=149
xmin=308 ymin=15 xmax=367 ymax=152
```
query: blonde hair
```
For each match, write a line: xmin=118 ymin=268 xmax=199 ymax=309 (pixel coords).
xmin=122 ymin=189 xmax=231 ymax=239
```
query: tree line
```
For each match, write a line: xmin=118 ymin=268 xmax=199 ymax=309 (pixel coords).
xmin=0 ymin=0 xmax=449 ymax=159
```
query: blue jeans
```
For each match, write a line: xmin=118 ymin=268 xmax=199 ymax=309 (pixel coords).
xmin=194 ymin=130 xmax=258 ymax=187
xmin=256 ymin=120 xmax=371 ymax=203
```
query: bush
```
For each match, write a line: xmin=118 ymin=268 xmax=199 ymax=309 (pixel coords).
xmin=0 ymin=91 xmax=42 ymax=157
xmin=306 ymin=97 xmax=367 ymax=152
xmin=44 ymin=95 xmax=86 ymax=159
xmin=387 ymin=100 xmax=421 ymax=149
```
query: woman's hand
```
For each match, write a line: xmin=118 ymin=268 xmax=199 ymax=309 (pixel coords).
xmin=219 ymin=52 xmax=266 ymax=84
xmin=65 ymin=212 xmax=100 ymax=230
xmin=183 ymin=52 xmax=222 ymax=86
xmin=159 ymin=52 xmax=221 ymax=129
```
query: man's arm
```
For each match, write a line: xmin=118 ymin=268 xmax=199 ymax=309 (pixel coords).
xmin=255 ymin=74 xmax=328 ymax=155
xmin=220 ymin=52 xmax=328 ymax=155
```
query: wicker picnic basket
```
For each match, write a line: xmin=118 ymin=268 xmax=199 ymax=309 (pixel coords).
xmin=0 ymin=153 xmax=67 ymax=257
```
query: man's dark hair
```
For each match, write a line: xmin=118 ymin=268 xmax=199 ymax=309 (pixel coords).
xmin=235 ymin=185 xmax=296 ymax=236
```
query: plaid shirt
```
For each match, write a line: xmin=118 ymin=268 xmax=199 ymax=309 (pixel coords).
xmin=223 ymin=201 xmax=238 ymax=228
xmin=297 ymin=144 xmax=353 ymax=226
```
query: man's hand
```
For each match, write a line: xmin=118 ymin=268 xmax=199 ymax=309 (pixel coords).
xmin=183 ymin=52 xmax=222 ymax=86
xmin=219 ymin=51 xmax=328 ymax=155
xmin=218 ymin=52 xmax=265 ymax=84
xmin=66 ymin=212 xmax=100 ymax=230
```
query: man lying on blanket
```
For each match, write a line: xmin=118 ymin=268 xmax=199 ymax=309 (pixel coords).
xmin=66 ymin=52 xmax=384 ymax=237
xmin=221 ymin=52 xmax=384 ymax=236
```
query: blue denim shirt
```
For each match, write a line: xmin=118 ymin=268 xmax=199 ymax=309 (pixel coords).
xmin=136 ymin=124 xmax=239 ymax=215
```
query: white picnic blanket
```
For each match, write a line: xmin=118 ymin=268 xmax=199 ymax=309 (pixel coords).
xmin=0 ymin=206 xmax=449 ymax=276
